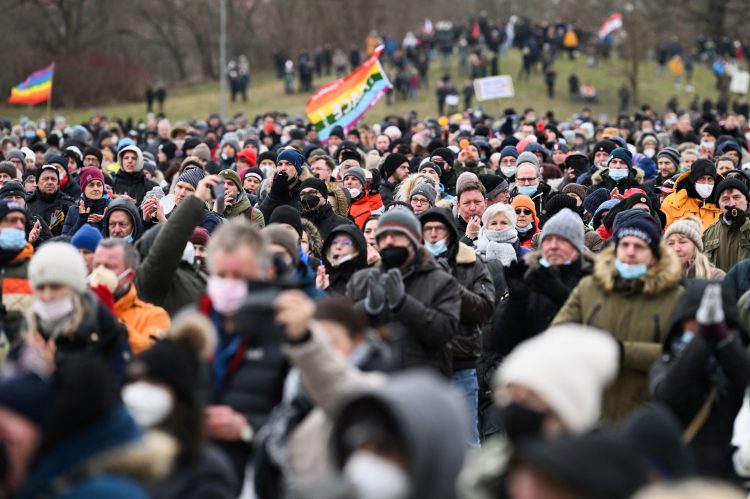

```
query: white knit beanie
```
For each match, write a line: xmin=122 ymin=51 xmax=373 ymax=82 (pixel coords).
xmin=29 ymin=242 xmax=88 ymax=294
xmin=496 ymin=325 xmax=619 ymax=434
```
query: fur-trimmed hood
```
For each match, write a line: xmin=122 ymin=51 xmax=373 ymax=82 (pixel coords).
xmin=591 ymin=166 xmax=645 ymax=187
xmin=593 ymin=242 xmax=682 ymax=295
xmin=20 ymin=407 xmax=178 ymax=497
xmin=455 ymin=242 xmax=477 ymax=264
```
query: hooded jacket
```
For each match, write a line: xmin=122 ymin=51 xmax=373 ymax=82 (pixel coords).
xmin=102 ymin=198 xmax=145 ymax=242
xmin=321 ymin=224 xmax=368 ymax=295
xmin=650 ymin=280 xmax=750 ymax=480
xmin=661 ymin=171 xmax=722 ymax=230
xmin=18 ymin=407 xmax=176 ymax=499
xmin=302 ymin=202 xmax=353 ymax=240
xmin=420 ymin=207 xmax=495 ymax=370
xmin=62 ymin=193 xmax=111 ymax=236
xmin=552 ymin=242 xmax=683 ymax=420
xmin=330 ymin=371 xmax=469 ymax=499
xmin=135 ymin=196 xmax=207 ymax=316
xmin=591 ymin=165 xmax=646 ymax=193
xmin=112 ymin=145 xmax=159 ymax=206
xmin=346 ymin=248 xmax=461 ymax=376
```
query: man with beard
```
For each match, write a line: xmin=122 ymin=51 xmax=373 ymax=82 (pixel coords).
xmin=299 ymin=178 xmax=352 ymax=239
xmin=703 ymin=178 xmax=750 ymax=272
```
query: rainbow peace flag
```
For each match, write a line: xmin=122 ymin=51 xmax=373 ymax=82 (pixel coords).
xmin=306 ymin=46 xmax=392 ymax=143
xmin=8 ymin=64 xmax=54 ymax=105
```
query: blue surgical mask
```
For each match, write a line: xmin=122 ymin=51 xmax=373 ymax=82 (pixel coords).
xmin=539 ymin=257 xmax=551 ymax=267
xmin=516 ymin=223 xmax=533 ymax=233
xmin=614 ymin=258 xmax=647 ymax=280
xmin=671 ymin=330 xmax=695 ymax=354
xmin=517 ymin=185 xmax=538 ymax=196
xmin=425 ymin=238 xmax=448 ymax=256
xmin=0 ymin=228 xmax=26 ymax=251
xmin=608 ymin=168 xmax=628 ymax=181
xmin=116 ymin=234 xmax=134 ymax=244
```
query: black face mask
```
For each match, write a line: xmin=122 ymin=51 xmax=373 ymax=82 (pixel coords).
xmin=725 ymin=207 xmax=747 ymax=226
xmin=300 ymin=194 xmax=320 ymax=211
xmin=380 ymin=246 xmax=410 ymax=269
xmin=464 ymin=159 xmax=480 ymax=171
xmin=497 ymin=402 xmax=546 ymax=444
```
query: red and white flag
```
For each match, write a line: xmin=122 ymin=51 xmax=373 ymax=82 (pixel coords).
xmin=598 ymin=13 xmax=623 ymax=39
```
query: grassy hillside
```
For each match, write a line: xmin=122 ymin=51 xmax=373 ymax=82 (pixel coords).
xmin=0 ymin=50 xmax=739 ymax=127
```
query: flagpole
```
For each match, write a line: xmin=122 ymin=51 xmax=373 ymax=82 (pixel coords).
xmin=46 ymin=63 xmax=54 ymax=122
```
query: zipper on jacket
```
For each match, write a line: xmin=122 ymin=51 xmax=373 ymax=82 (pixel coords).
xmin=652 ymin=315 xmax=661 ymax=343
xmin=585 ymin=304 xmax=601 ymax=326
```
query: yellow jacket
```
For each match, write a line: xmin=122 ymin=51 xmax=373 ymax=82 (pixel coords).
xmin=660 ymin=171 xmax=721 ymax=231
xmin=115 ymin=284 xmax=170 ymax=354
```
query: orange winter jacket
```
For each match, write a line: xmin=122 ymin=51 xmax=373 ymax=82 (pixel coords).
xmin=660 ymin=171 xmax=721 ymax=231
xmin=115 ymin=285 xmax=170 ymax=354
xmin=349 ymin=193 xmax=385 ymax=229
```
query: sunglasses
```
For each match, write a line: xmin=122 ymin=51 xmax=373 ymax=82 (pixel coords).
xmin=515 ymin=208 xmax=533 ymax=215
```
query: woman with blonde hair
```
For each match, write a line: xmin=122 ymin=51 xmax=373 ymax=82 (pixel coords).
xmin=664 ymin=215 xmax=724 ymax=279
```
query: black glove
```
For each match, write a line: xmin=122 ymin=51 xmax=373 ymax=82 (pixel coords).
xmin=526 ymin=266 xmax=569 ymax=306
xmin=504 ymin=260 xmax=528 ymax=281
xmin=270 ymin=171 xmax=290 ymax=199
xmin=369 ymin=168 xmax=382 ymax=195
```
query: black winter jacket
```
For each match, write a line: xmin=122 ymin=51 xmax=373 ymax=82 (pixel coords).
xmin=346 ymin=248 xmax=461 ymax=376
xmin=650 ymin=281 xmax=750 ymax=481
xmin=302 ymin=203 xmax=353 ymax=240
xmin=321 ymin=223 xmax=368 ymax=295
xmin=26 ymin=189 xmax=75 ymax=236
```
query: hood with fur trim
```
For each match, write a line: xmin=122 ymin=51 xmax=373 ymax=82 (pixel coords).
xmin=591 ymin=166 xmax=645 ymax=187
xmin=593 ymin=242 xmax=682 ymax=296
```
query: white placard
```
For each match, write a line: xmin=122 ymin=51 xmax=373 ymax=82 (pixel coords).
xmin=473 ymin=75 xmax=515 ymax=101
xmin=730 ymin=71 xmax=749 ymax=95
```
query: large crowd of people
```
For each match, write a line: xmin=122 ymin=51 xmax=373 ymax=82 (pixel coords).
xmin=3 ymin=76 xmax=750 ymax=499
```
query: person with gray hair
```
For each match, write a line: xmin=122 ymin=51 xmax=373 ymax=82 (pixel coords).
xmin=509 ymin=151 xmax=553 ymax=220
xmin=91 ymin=237 xmax=170 ymax=355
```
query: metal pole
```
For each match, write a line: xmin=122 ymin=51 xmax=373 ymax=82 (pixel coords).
xmin=219 ymin=0 xmax=227 ymax=121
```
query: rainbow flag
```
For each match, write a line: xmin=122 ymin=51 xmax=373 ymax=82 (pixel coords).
xmin=8 ymin=64 xmax=54 ymax=105
xmin=306 ymin=46 xmax=392 ymax=143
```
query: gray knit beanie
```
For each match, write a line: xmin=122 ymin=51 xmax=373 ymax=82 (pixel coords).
xmin=540 ymin=208 xmax=585 ymax=254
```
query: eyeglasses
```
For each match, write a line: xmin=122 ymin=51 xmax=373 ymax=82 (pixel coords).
xmin=411 ymin=196 xmax=430 ymax=205
xmin=515 ymin=177 xmax=538 ymax=185
xmin=331 ymin=237 xmax=353 ymax=247
xmin=515 ymin=208 xmax=533 ymax=215
xmin=423 ymin=225 xmax=447 ymax=234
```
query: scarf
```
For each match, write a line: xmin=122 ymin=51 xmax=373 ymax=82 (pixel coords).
xmin=475 ymin=227 xmax=518 ymax=266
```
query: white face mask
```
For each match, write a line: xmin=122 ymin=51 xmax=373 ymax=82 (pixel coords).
xmin=701 ymin=140 xmax=715 ymax=152
xmin=122 ymin=381 xmax=174 ymax=428
xmin=344 ymin=451 xmax=411 ymax=499
xmin=33 ymin=296 xmax=74 ymax=323
xmin=643 ymin=148 xmax=656 ymax=158
xmin=695 ymin=183 xmax=714 ymax=199
xmin=500 ymin=166 xmax=517 ymax=178
xmin=347 ymin=187 xmax=362 ymax=199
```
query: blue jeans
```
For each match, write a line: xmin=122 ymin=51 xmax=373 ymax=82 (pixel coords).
xmin=452 ymin=368 xmax=480 ymax=448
